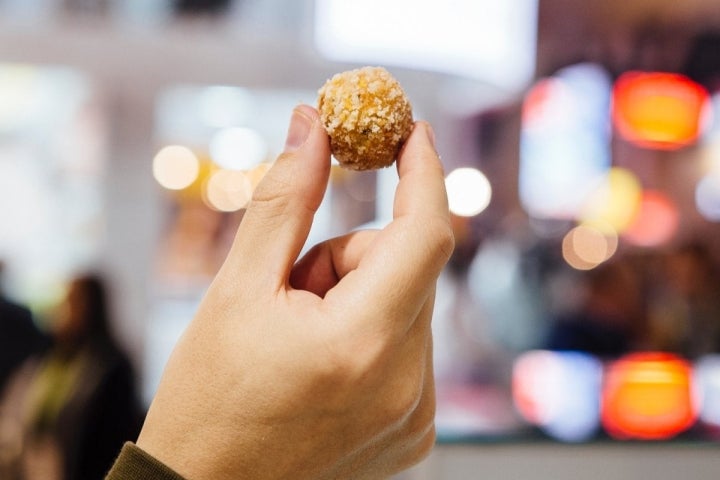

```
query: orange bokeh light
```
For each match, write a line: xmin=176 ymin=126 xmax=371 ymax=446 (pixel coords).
xmin=612 ymin=72 xmax=710 ymax=150
xmin=601 ymin=352 xmax=698 ymax=440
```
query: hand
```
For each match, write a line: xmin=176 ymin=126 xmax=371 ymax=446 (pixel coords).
xmin=136 ymin=105 xmax=454 ymax=480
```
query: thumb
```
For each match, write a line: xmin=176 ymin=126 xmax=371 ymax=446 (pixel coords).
xmin=220 ymin=105 xmax=331 ymax=292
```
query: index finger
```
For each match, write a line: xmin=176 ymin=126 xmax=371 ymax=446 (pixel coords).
xmin=325 ymin=122 xmax=454 ymax=334
xmin=393 ymin=121 xmax=450 ymax=220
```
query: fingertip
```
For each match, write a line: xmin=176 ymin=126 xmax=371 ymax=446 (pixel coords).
xmin=392 ymin=121 xmax=449 ymax=220
xmin=397 ymin=121 xmax=442 ymax=173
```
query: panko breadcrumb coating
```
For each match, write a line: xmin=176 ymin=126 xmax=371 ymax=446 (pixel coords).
xmin=318 ymin=66 xmax=413 ymax=170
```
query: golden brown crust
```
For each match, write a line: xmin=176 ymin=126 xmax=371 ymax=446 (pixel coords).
xmin=317 ymin=66 xmax=413 ymax=170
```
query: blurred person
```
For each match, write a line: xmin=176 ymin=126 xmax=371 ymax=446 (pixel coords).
xmin=0 ymin=261 xmax=48 ymax=395
xmin=105 ymin=105 xmax=453 ymax=479
xmin=3 ymin=273 xmax=143 ymax=480
xmin=546 ymin=259 xmax=645 ymax=358
xmin=647 ymin=242 xmax=720 ymax=357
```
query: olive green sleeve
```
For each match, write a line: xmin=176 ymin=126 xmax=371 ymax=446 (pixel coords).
xmin=106 ymin=442 xmax=186 ymax=480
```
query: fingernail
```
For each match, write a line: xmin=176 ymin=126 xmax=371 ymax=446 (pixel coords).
xmin=284 ymin=106 xmax=313 ymax=153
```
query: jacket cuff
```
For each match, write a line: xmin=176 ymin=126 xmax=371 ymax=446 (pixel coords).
xmin=106 ymin=442 xmax=186 ymax=480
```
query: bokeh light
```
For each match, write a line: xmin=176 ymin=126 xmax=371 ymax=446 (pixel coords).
xmin=612 ymin=71 xmax=711 ymax=150
xmin=520 ymin=64 xmax=612 ymax=220
xmin=601 ymin=352 xmax=697 ymax=440
xmin=0 ymin=64 xmax=38 ymax=131
xmin=695 ymin=174 xmax=720 ymax=221
xmin=580 ymin=167 xmax=642 ymax=232
xmin=198 ymin=86 xmax=252 ymax=128
xmin=209 ymin=127 xmax=268 ymax=171
xmin=153 ymin=145 xmax=200 ymax=190
xmin=694 ymin=355 xmax=720 ymax=429
xmin=445 ymin=167 xmax=492 ymax=217
xmin=562 ymin=224 xmax=618 ymax=270
xmin=513 ymin=350 xmax=602 ymax=442
xmin=622 ymin=190 xmax=679 ymax=247
xmin=203 ymin=169 xmax=253 ymax=212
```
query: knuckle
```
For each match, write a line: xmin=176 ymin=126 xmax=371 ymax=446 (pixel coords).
xmin=413 ymin=425 xmax=437 ymax=463
xmin=392 ymin=425 xmax=437 ymax=474
xmin=248 ymin=177 xmax=293 ymax=219
xmin=427 ymin=216 xmax=456 ymax=262
xmin=416 ymin=215 xmax=455 ymax=266
xmin=406 ymin=392 xmax=436 ymax=439
xmin=393 ymin=377 xmax=425 ymax=419
xmin=311 ymin=336 xmax=379 ymax=390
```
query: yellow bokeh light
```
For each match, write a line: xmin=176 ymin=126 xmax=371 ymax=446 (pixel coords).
xmin=153 ymin=145 xmax=200 ymax=190
xmin=203 ymin=169 xmax=253 ymax=212
xmin=579 ymin=167 xmax=642 ymax=232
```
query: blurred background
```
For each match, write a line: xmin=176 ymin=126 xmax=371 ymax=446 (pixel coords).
xmin=1 ymin=0 xmax=720 ymax=479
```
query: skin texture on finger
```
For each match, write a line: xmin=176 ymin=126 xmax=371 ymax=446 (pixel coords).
xmin=218 ymin=105 xmax=331 ymax=296
xmin=324 ymin=121 xmax=454 ymax=336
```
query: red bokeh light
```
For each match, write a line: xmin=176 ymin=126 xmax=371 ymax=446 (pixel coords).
xmin=622 ymin=190 xmax=680 ymax=247
xmin=612 ymin=72 xmax=710 ymax=150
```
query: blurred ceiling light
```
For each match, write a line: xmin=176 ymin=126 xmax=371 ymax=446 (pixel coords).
xmin=612 ymin=71 xmax=711 ymax=150
xmin=198 ymin=86 xmax=253 ymax=128
xmin=203 ymin=169 xmax=253 ymax=212
xmin=209 ymin=127 xmax=268 ymax=170
xmin=622 ymin=190 xmax=679 ymax=247
xmin=445 ymin=167 xmax=491 ymax=217
xmin=601 ymin=352 xmax=697 ymax=440
xmin=695 ymin=174 xmax=720 ymax=221
xmin=153 ymin=145 xmax=200 ymax=190
xmin=562 ymin=224 xmax=618 ymax=271
xmin=314 ymin=0 xmax=538 ymax=91
xmin=579 ymin=167 xmax=642 ymax=233
xmin=513 ymin=350 xmax=602 ymax=442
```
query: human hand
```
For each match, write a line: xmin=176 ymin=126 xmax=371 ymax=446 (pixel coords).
xmin=136 ymin=105 xmax=454 ymax=480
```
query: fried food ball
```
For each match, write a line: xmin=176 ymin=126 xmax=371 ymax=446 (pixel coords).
xmin=318 ymin=66 xmax=413 ymax=170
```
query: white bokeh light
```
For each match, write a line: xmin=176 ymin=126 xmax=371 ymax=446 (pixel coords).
xmin=445 ymin=167 xmax=492 ymax=217
xmin=209 ymin=127 xmax=268 ymax=171
xmin=152 ymin=145 xmax=200 ymax=190
xmin=696 ymin=174 xmax=720 ymax=221
xmin=198 ymin=86 xmax=252 ymax=128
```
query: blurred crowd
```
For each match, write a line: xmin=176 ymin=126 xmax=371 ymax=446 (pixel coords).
xmin=434 ymin=229 xmax=720 ymax=391
xmin=0 ymin=267 xmax=143 ymax=480
xmin=544 ymin=242 xmax=720 ymax=359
